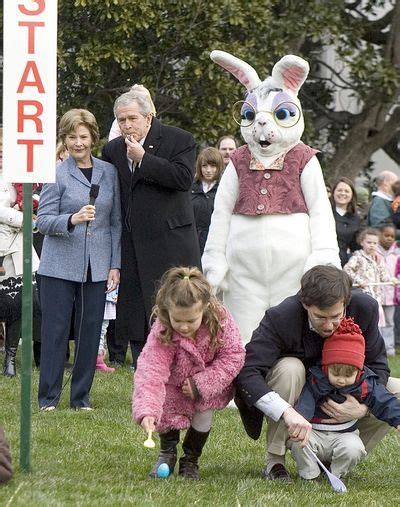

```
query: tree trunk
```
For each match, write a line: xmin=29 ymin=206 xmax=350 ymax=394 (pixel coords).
xmin=326 ymin=105 xmax=400 ymax=181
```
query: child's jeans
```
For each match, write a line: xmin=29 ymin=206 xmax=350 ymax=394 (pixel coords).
xmin=289 ymin=429 xmax=366 ymax=479
xmin=380 ymin=305 xmax=395 ymax=355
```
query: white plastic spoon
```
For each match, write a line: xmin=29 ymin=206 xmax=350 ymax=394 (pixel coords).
xmin=304 ymin=445 xmax=347 ymax=493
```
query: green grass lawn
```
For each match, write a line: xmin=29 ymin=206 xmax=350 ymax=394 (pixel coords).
xmin=0 ymin=353 xmax=399 ymax=506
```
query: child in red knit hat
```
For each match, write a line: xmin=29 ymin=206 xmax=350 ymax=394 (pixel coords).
xmin=290 ymin=317 xmax=400 ymax=481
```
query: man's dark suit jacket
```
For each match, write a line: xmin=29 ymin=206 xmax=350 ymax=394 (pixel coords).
xmin=234 ymin=290 xmax=389 ymax=440
xmin=102 ymin=117 xmax=201 ymax=343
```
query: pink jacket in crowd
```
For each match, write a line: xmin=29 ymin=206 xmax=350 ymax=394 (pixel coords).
xmin=377 ymin=243 xmax=399 ymax=306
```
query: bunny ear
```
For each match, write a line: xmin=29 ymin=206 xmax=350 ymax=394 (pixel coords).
xmin=271 ymin=55 xmax=309 ymax=95
xmin=210 ymin=50 xmax=261 ymax=91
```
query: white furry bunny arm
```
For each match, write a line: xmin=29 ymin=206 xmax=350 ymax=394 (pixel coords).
xmin=300 ymin=157 xmax=341 ymax=271
xmin=201 ymin=162 xmax=239 ymax=291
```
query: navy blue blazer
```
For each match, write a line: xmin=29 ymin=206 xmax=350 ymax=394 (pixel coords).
xmin=37 ymin=156 xmax=121 ymax=282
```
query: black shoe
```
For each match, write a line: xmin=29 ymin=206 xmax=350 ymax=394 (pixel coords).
xmin=263 ymin=464 xmax=292 ymax=482
xmin=178 ymin=457 xmax=200 ymax=480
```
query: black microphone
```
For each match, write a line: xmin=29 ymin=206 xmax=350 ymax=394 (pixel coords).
xmin=89 ymin=184 xmax=100 ymax=205
xmin=86 ymin=184 xmax=100 ymax=230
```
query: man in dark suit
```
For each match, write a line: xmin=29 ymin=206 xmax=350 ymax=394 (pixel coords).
xmin=102 ymin=87 xmax=201 ymax=368
xmin=235 ymin=265 xmax=400 ymax=482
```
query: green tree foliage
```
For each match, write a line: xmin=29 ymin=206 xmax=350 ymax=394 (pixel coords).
xmin=58 ymin=0 xmax=274 ymax=145
xmin=58 ymin=0 xmax=400 ymax=180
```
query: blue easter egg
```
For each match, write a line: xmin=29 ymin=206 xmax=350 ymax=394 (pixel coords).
xmin=157 ymin=463 xmax=170 ymax=478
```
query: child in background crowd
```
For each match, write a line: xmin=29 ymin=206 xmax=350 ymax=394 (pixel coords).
xmin=377 ymin=223 xmax=399 ymax=355
xmin=132 ymin=266 xmax=245 ymax=480
xmin=55 ymin=141 xmax=69 ymax=166
xmin=390 ymin=181 xmax=400 ymax=235
xmin=393 ymin=258 xmax=400 ymax=347
xmin=191 ymin=147 xmax=224 ymax=256
xmin=290 ymin=318 xmax=400 ymax=480
xmin=96 ymin=287 xmax=118 ymax=373
xmin=344 ymin=228 xmax=395 ymax=326
xmin=391 ymin=180 xmax=400 ymax=214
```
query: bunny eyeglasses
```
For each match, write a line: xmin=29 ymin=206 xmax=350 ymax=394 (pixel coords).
xmin=233 ymin=100 xmax=302 ymax=128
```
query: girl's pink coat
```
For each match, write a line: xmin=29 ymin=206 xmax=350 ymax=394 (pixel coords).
xmin=132 ymin=309 xmax=245 ymax=432
xmin=377 ymin=243 xmax=399 ymax=305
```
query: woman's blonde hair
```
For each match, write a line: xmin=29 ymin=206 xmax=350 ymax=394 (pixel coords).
xmin=195 ymin=147 xmax=224 ymax=183
xmin=152 ymin=266 xmax=224 ymax=350
xmin=58 ymin=109 xmax=100 ymax=145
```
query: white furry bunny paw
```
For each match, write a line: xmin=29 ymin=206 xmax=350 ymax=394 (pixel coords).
xmin=204 ymin=268 xmax=229 ymax=294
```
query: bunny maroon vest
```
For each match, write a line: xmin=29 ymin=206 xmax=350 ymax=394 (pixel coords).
xmin=231 ymin=143 xmax=318 ymax=215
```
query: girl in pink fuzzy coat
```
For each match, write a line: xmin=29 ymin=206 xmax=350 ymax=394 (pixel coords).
xmin=132 ymin=266 xmax=245 ymax=480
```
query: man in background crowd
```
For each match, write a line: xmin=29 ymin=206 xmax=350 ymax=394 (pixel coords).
xmin=216 ymin=135 xmax=238 ymax=168
xmin=367 ymin=170 xmax=398 ymax=228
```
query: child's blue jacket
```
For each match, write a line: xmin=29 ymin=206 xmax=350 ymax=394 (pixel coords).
xmin=296 ymin=365 xmax=400 ymax=431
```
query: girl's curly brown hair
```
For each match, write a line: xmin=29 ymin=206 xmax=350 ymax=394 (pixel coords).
xmin=151 ymin=266 xmax=224 ymax=351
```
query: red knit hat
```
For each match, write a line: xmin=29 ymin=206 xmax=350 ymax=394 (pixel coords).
xmin=322 ymin=317 xmax=365 ymax=370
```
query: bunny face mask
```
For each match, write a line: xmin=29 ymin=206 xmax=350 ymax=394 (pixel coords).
xmin=211 ymin=51 xmax=309 ymax=168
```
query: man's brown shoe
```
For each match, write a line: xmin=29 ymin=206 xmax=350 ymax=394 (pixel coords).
xmin=263 ymin=464 xmax=292 ymax=482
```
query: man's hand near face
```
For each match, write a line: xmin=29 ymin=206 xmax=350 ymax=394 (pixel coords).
xmin=125 ymin=136 xmax=145 ymax=164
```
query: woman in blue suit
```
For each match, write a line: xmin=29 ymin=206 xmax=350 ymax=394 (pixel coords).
xmin=37 ymin=109 xmax=121 ymax=411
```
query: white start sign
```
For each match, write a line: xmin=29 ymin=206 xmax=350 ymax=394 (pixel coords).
xmin=3 ymin=0 xmax=58 ymax=183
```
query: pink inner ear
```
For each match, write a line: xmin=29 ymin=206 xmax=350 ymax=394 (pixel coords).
xmin=282 ymin=66 xmax=305 ymax=92
xmin=218 ymin=62 xmax=252 ymax=89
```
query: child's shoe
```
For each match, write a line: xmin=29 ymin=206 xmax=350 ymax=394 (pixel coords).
xmin=96 ymin=353 xmax=115 ymax=373
xmin=149 ymin=430 xmax=180 ymax=478
xmin=178 ymin=427 xmax=210 ymax=480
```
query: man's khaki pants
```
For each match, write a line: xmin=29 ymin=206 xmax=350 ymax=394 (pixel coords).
xmin=266 ymin=357 xmax=400 ymax=456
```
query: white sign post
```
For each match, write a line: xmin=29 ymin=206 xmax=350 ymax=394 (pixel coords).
xmin=3 ymin=0 xmax=58 ymax=472
xmin=3 ymin=0 xmax=57 ymax=183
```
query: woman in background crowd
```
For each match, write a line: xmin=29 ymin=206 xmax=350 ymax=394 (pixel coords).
xmin=330 ymin=177 xmax=361 ymax=266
